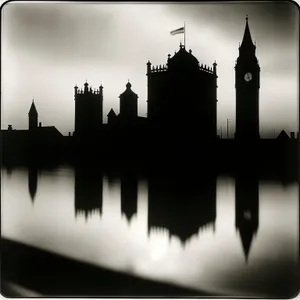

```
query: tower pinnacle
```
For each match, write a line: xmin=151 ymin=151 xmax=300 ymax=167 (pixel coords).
xmin=240 ymin=15 xmax=255 ymax=51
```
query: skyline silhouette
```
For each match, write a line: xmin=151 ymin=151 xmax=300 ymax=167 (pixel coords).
xmin=1 ymin=3 xmax=299 ymax=297
xmin=2 ymin=14 xmax=298 ymax=139
xmin=1 ymin=14 xmax=299 ymax=185
xmin=1 ymin=2 xmax=298 ymax=136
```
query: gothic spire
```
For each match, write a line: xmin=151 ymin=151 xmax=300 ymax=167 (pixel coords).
xmin=29 ymin=101 xmax=38 ymax=115
xmin=241 ymin=15 xmax=255 ymax=48
xmin=239 ymin=15 xmax=256 ymax=57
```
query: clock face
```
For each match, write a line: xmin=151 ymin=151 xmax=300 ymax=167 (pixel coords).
xmin=244 ymin=72 xmax=252 ymax=82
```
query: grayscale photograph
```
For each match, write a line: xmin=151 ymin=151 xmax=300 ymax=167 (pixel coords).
xmin=1 ymin=1 xmax=299 ymax=297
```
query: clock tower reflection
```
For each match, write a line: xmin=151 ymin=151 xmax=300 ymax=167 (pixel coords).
xmin=235 ymin=176 xmax=259 ymax=262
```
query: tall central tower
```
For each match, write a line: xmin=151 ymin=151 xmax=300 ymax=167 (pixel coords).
xmin=235 ymin=16 xmax=260 ymax=140
xmin=146 ymin=44 xmax=217 ymax=141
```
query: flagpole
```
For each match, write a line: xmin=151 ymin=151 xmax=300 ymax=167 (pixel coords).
xmin=184 ymin=22 xmax=186 ymax=47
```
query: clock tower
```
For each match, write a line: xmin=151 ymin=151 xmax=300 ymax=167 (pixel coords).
xmin=235 ymin=16 xmax=260 ymax=140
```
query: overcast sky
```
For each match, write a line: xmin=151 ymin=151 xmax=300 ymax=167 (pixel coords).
xmin=1 ymin=1 xmax=299 ymax=136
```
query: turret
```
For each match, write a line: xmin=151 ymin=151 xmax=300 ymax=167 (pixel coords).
xmin=119 ymin=81 xmax=138 ymax=120
xmin=167 ymin=54 xmax=171 ymax=65
xmin=147 ymin=60 xmax=152 ymax=74
xmin=28 ymin=100 xmax=38 ymax=130
xmin=213 ymin=61 xmax=217 ymax=75
xmin=99 ymin=84 xmax=103 ymax=99
xmin=84 ymin=81 xmax=89 ymax=93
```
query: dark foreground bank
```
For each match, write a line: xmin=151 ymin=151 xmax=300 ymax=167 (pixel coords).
xmin=1 ymin=238 xmax=213 ymax=297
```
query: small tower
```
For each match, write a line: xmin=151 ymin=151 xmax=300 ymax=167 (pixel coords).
xmin=147 ymin=60 xmax=152 ymax=75
xmin=29 ymin=100 xmax=38 ymax=130
xmin=74 ymin=81 xmax=104 ymax=137
xmin=99 ymin=84 xmax=103 ymax=101
xmin=119 ymin=81 xmax=138 ymax=121
xmin=213 ymin=61 xmax=217 ymax=75
xmin=84 ymin=81 xmax=89 ymax=93
xmin=107 ymin=108 xmax=117 ymax=124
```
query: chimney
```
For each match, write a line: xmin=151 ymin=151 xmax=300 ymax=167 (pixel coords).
xmin=39 ymin=122 xmax=42 ymax=127
xmin=68 ymin=132 xmax=71 ymax=136
xmin=291 ymin=132 xmax=295 ymax=139
xmin=8 ymin=125 xmax=12 ymax=131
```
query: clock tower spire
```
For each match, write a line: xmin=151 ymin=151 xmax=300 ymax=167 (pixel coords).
xmin=235 ymin=16 xmax=260 ymax=140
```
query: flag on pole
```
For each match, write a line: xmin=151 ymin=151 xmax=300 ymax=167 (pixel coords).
xmin=170 ymin=26 xmax=185 ymax=35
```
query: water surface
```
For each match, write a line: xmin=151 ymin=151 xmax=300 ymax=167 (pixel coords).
xmin=1 ymin=167 xmax=299 ymax=297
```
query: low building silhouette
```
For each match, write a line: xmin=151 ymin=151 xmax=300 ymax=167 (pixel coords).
xmin=1 ymin=101 xmax=65 ymax=166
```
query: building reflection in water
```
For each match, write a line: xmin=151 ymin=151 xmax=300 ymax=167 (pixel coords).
xmin=74 ymin=167 xmax=103 ymax=220
xmin=120 ymin=173 xmax=138 ymax=222
xmin=235 ymin=177 xmax=259 ymax=262
xmin=26 ymin=167 xmax=262 ymax=262
xmin=147 ymin=173 xmax=217 ymax=245
xmin=28 ymin=167 xmax=38 ymax=203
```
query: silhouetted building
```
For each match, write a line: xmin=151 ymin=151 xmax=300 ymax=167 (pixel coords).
xmin=107 ymin=109 xmax=117 ymax=125
xmin=74 ymin=82 xmax=103 ymax=137
xmin=235 ymin=16 xmax=260 ymax=140
xmin=2 ymin=101 xmax=65 ymax=165
xmin=74 ymin=167 xmax=103 ymax=220
xmin=28 ymin=167 xmax=38 ymax=202
xmin=107 ymin=81 xmax=143 ymax=127
xmin=29 ymin=101 xmax=38 ymax=130
xmin=146 ymin=44 xmax=217 ymax=140
xmin=235 ymin=177 xmax=259 ymax=262
xmin=121 ymin=174 xmax=138 ymax=222
xmin=119 ymin=82 xmax=138 ymax=122
xmin=148 ymin=174 xmax=216 ymax=244
xmin=276 ymin=130 xmax=290 ymax=141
